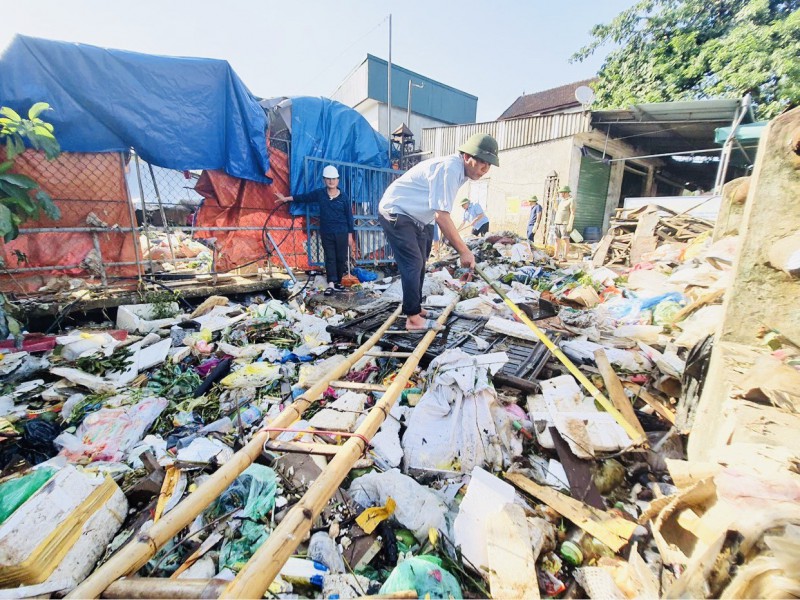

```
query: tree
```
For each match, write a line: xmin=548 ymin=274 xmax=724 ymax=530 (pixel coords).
xmin=0 ymin=103 xmax=62 ymax=341
xmin=573 ymin=0 xmax=800 ymax=119
xmin=0 ymin=102 xmax=61 ymax=242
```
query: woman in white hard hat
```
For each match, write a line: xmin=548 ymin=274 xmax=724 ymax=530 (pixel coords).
xmin=276 ymin=165 xmax=357 ymax=295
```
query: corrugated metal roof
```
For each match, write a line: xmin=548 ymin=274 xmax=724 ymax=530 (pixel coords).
xmin=421 ymin=112 xmax=591 ymax=156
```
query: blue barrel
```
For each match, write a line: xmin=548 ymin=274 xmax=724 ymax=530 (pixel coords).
xmin=583 ymin=226 xmax=602 ymax=242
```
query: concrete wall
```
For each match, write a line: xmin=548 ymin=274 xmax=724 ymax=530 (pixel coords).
xmin=353 ymin=99 xmax=454 ymax=143
xmin=688 ymin=106 xmax=800 ymax=461
xmin=449 ymin=138 xmax=575 ymax=237
xmin=712 ymin=177 xmax=750 ymax=241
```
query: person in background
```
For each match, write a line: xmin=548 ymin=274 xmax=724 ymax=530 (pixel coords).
xmin=275 ymin=165 xmax=357 ymax=296
xmin=554 ymin=185 xmax=575 ymax=261
xmin=378 ymin=133 xmax=500 ymax=332
xmin=526 ymin=195 xmax=542 ymax=242
xmin=459 ymin=197 xmax=490 ymax=237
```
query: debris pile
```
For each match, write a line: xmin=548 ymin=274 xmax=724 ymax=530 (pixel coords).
xmin=594 ymin=205 xmax=714 ymax=267
xmin=0 ymin=202 xmax=795 ymax=599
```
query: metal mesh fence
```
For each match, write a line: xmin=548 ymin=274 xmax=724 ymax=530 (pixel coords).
xmin=302 ymin=157 xmax=402 ymax=266
xmin=0 ymin=149 xmax=140 ymax=294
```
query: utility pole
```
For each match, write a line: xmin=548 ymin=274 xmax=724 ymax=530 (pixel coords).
xmin=407 ymin=80 xmax=423 ymax=134
xmin=387 ymin=13 xmax=392 ymax=163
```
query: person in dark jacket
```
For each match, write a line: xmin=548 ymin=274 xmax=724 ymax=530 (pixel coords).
xmin=276 ymin=165 xmax=357 ymax=295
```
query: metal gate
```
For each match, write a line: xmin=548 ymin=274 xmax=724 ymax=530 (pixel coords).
xmin=302 ymin=157 xmax=403 ymax=267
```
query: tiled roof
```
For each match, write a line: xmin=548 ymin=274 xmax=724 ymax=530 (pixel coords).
xmin=498 ymin=79 xmax=597 ymax=120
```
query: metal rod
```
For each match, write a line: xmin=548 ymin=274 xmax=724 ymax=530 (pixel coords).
xmin=67 ymin=305 xmax=404 ymax=600
xmin=120 ymin=153 xmax=145 ymax=286
xmin=266 ymin=232 xmax=297 ymax=283
xmin=147 ymin=161 xmax=177 ymax=262
xmin=18 ymin=226 xmax=289 ymax=234
xmin=133 ymin=155 xmax=157 ymax=275
xmin=387 ymin=12 xmax=392 ymax=161
xmin=221 ymin=299 xmax=457 ymax=599
xmin=604 ymin=147 xmax=723 ymax=162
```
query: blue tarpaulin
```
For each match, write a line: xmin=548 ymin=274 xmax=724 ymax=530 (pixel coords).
xmin=0 ymin=35 xmax=270 ymax=182
xmin=289 ymin=97 xmax=389 ymax=200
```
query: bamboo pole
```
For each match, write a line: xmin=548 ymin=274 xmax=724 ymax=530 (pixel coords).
xmin=68 ymin=305 xmax=403 ymax=599
xmin=473 ymin=264 xmax=647 ymax=445
xmin=220 ymin=299 xmax=457 ymax=599
xmin=101 ymin=578 xmax=226 ymax=599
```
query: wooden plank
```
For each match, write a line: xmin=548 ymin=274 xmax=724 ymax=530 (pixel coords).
xmin=504 ymin=472 xmax=637 ymax=552
xmin=591 ymin=235 xmax=613 ymax=267
xmin=672 ymin=288 xmax=725 ymax=323
xmin=330 ymin=380 xmax=388 ymax=392
xmin=622 ymin=382 xmax=676 ymax=425
xmin=486 ymin=504 xmax=540 ymax=600
xmin=593 ymin=350 xmax=647 ymax=440
xmin=264 ymin=440 xmax=342 ymax=456
xmin=549 ymin=427 xmax=605 ymax=509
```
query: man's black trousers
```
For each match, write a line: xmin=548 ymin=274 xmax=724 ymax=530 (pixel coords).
xmin=379 ymin=214 xmax=433 ymax=316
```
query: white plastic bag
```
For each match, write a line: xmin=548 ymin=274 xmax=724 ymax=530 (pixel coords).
xmin=401 ymin=350 xmax=512 ymax=474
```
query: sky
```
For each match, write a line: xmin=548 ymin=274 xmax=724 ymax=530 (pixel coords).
xmin=0 ymin=0 xmax=635 ymax=122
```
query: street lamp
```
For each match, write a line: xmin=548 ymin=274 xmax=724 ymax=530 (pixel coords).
xmin=406 ymin=80 xmax=424 ymax=132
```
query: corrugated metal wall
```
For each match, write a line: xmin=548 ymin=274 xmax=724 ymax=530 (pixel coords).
xmin=421 ymin=112 xmax=591 ymax=156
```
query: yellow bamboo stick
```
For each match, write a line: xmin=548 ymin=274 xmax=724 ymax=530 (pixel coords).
xmin=473 ymin=265 xmax=646 ymax=445
xmin=220 ymin=299 xmax=457 ymax=599
xmin=68 ymin=305 xmax=403 ymax=600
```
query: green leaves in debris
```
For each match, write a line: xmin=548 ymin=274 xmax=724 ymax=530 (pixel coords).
xmin=0 ymin=102 xmax=62 ymax=242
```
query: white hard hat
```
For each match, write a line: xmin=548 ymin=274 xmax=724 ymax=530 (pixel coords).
xmin=322 ymin=165 xmax=339 ymax=179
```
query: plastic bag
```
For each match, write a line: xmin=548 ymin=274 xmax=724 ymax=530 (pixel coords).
xmin=204 ymin=464 xmax=277 ymax=523
xmin=352 ymin=267 xmax=378 ymax=282
xmin=348 ymin=469 xmax=448 ymax=542
xmin=379 ymin=556 xmax=462 ymax=599
xmin=219 ymin=519 xmax=270 ymax=572
xmin=55 ymin=396 xmax=167 ymax=463
xmin=401 ymin=349 xmax=510 ymax=474
xmin=653 ymin=300 xmax=683 ymax=325
xmin=0 ymin=467 xmax=56 ymax=524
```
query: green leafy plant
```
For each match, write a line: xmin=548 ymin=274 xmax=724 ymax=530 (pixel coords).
xmin=143 ymin=289 xmax=182 ymax=319
xmin=0 ymin=103 xmax=62 ymax=243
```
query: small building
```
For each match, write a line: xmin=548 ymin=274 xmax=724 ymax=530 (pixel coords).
xmin=422 ymin=96 xmax=754 ymax=243
xmin=498 ymin=79 xmax=597 ymax=120
xmin=331 ymin=54 xmax=478 ymax=144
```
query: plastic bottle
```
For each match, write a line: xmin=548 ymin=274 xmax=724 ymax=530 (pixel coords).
xmin=559 ymin=529 xmax=614 ymax=566
xmin=308 ymin=531 xmax=345 ymax=573
xmin=236 ymin=404 xmax=262 ymax=428
xmin=278 ymin=557 xmax=329 ymax=587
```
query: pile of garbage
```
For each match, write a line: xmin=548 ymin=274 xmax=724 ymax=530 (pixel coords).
xmin=0 ymin=203 xmax=790 ymax=599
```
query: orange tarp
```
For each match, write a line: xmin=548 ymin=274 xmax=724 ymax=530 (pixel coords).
xmin=0 ymin=150 xmax=138 ymax=294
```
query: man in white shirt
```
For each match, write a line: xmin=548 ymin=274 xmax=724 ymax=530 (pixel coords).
xmin=379 ymin=133 xmax=499 ymax=332
xmin=459 ymin=198 xmax=490 ymax=236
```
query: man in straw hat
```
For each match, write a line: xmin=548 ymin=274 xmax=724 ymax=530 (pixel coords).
xmin=526 ymin=195 xmax=542 ymax=242
xmin=554 ymin=185 xmax=575 ymax=261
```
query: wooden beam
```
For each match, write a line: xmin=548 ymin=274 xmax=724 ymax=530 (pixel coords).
xmin=264 ymin=440 xmax=341 ymax=456
xmin=220 ymin=299 xmax=459 ymax=599
xmin=623 ymin=382 xmax=676 ymax=425
xmin=504 ymin=472 xmax=637 ymax=552
xmin=593 ymin=349 xmax=647 ymax=440
xmin=330 ymin=381 xmax=388 ymax=392
xmin=68 ymin=306 xmax=405 ymax=600
xmin=672 ymin=288 xmax=725 ymax=323
xmin=102 ymin=578 xmax=227 ymax=599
